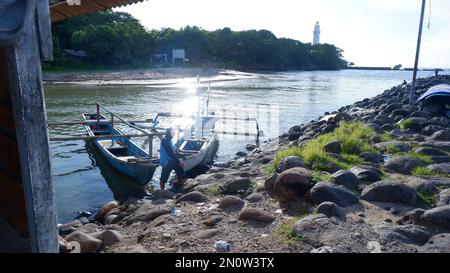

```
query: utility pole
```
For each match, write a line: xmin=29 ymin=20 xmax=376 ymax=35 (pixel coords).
xmin=409 ymin=0 xmax=427 ymax=104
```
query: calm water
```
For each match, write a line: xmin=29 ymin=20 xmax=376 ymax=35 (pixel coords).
xmin=45 ymin=69 xmax=449 ymax=223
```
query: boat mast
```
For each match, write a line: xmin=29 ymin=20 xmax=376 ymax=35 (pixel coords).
xmin=409 ymin=0 xmax=426 ymax=104
xmin=194 ymin=75 xmax=203 ymax=140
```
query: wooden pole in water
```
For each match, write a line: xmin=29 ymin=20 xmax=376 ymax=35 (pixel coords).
xmin=49 ymin=132 xmax=164 ymax=142
xmin=409 ymin=0 xmax=426 ymax=104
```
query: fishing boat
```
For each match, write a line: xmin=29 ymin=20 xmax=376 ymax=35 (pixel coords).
xmin=81 ymin=113 xmax=159 ymax=185
xmin=174 ymin=116 xmax=219 ymax=173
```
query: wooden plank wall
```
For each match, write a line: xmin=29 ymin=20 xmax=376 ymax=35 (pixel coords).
xmin=0 ymin=45 xmax=28 ymax=237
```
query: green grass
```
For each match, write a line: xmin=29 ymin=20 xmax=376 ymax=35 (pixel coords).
xmin=381 ymin=132 xmax=395 ymax=142
xmin=398 ymin=119 xmax=416 ymax=130
xmin=412 ymin=166 xmax=450 ymax=178
xmin=386 ymin=145 xmax=402 ymax=154
xmin=417 ymin=191 xmax=438 ymax=208
xmin=276 ymin=214 xmax=307 ymax=245
xmin=249 ymin=180 xmax=258 ymax=189
xmin=407 ymin=152 xmax=433 ymax=164
xmin=269 ymin=122 xmax=377 ymax=173
xmin=311 ymin=171 xmax=333 ymax=184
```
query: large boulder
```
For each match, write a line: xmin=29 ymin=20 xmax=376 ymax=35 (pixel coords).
xmin=414 ymin=147 xmax=447 ymax=157
xmin=331 ymin=170 xmax=360 ymax=190
xmin=361 ymin=180 xmax=418 ymax=206
xmin=65 ymin=231 xmax=102 ymax=253
xmin=418 ymin=205 xmax=450 ymax=231
xmin=359 ymin=152 xmax=385 ymax=164
xmin=375 ymin=141 xmax=411 ymax=152
xmin=176 ymin=191 xmax=209 ymax=203
xmin=438 ymin=189 xmax=450 ymax=207
xmin=264 ymin=173 xmax=278 ymax=196
xmin=95 ymin=201 xmax=119 ymax=223
xmin=427 ymin=163 xmax=450 ymax=175
xmin=127 ymin=202 xmax=172 ymax=223
xmin=323 ymin=141 xmax=343 ymax=154
xmin=350 ymin=166 xmax=382 ymax=183
xmin=218 ymin=196 xmax=245 ymax=209
xmin=275 ymin=156 xmax=307 ymax=173
xmin=402 ymin=117 xmax=428 ymax=131
xmin=383 ymin=156 xmax=425 ymax=175
xmin=406 ymin=178 xmax=437 ymax=194
xmin=309 ymin=182 xmax=359 ymax=207
xmin=274 ymin=167 xmax=313 ymax=203
xmin=430 ymin=130 xmax=450 ymax=141
xmin=238 ymin=208 xmax=275 ymax=223
xmin=316 ymin=202 xmax=345 ymax=218
xmin=419 ymin=233 xmax=450 ymax=253
xmin=222 ymin=178 xmax=252 ymax=194
xmin=375 ymin=224 xmax=435 ymax=246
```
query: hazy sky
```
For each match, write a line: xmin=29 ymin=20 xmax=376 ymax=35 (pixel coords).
xmin=117 ymin=0 xmax=450 ymax=68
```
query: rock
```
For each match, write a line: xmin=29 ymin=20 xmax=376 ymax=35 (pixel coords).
xmin=384 ymin=156 xmax=425 ymax=175
xmin=375 ymin=141 xmax=411 ymax=152
xmin=274 ymin=167 xmax=313 ymax=203
xmin=79 ymin=217 xmax=90 ymax=225
xmin=238 ymin=208 xmax=276 ymax=223
xmin=264 ymin=173 xmax=278 ymax=196
xmin=323 ymin=140 xmax=342 ymax=153
xmin=419 ymin=233 xmax=450 ymax=253
xmin=58 ymin=220 xmax=82 ymax=236
xmin=418 ymin=205 xmax=450 ymax=231
xmin=245 ymin=144 xmax=257 ymax=151
xmin=419 ymin=233 xmax=450 ymax=254
xmin=438 ymin=189 xmax=450 ymax=206
xmin=414 ymin=147 xmax=447 ymax=156
xmin=218 ymin=196 xmax=245 ymax=209
xmin=222 ymin=178 xmax=252 ymax=194
xmin=381 ymin=124 xmax=395 ymax=132
xmin=431 ymin=156 xmax=450 ymax=163
xmin=176 ymin=191 xmax=209 ymax=204
xmin=359 ymin=152 xmax=385 ymax=164
xmin=430 ymin=130 xmax=450 ymax=141
xmin=427 ymin=163 xmax=450 ymax=175
xmin=275 ymin=156 xmax=307 ymax=173
xmin=127 ymin=202 xmax=172 ymax=223
xmin=310 ymin=246 xmax=339 ymax=253
xmin=245 ymin=193 xmax=264 ymax=203
xmin=350 ymin=166 xmax=382 ymax=183
xmin=95 ymin=201 xmax=119 ymax=223
xmin=152 ymin=189 xmax=177 ymax=200
xmin=104 ymin=214 xmax=118 ymax=225
xmin=411 ymin=111 xmax=433 ymax=119
xmin=236 ymin=151 xmax=247 ymax=157
xmin=65 ymin=231 xmax=102 ymax=253
xmin=77 ymin=223 xmax=100 ymax=234
xmin=195 ymin=229 xmax=219 ymax=239
xmin=402 ymin=117 xmax=429 ymax=131
xmin=374 ymin=113 xmax=393 ymax=126
xmin=91 ymin=230 xmax=123 ymax=247
xmin=111 ymin=244 xmax=148 ymax=253
xmin=392 ymin=109 xmax=410 ymax=117
xmin=316 ymin=202 xmax=344 ymax=218
xmin=406 ymin=178 xmax=437 ymax=194
xmin=397 ymin=209 xmax=426 ymax=225
xmin=361 ymin=180 xmax=418 ymax=206
xmin=331 ymin=170 xmax=360 ymax=190
xmin=376 ymin=224 xmax=434 ymax=245
xmin=203 ymin=215 xmax=223 ymax=227
xmin=422 ymin=125 xmax=445 ymax=136
xmin=309 ymin=182 xmax=359 ymax=207
xmin=59 ymin=235 xmax=72 ymax=253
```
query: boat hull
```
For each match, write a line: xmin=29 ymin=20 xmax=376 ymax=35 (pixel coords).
xmin=82 ymin=114 xmax=157 ymax=185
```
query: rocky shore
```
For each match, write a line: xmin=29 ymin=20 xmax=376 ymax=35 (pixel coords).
xmin=59 ymin=75 xmax=450 ymax=253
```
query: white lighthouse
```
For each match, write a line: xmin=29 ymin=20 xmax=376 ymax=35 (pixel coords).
xmin=313 ymin=21 xmax=320 ymax=45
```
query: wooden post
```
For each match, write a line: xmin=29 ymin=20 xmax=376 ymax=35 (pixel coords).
xmin=5 ymin=11 xmax=58 ymax=252
xmin=148 ymin=136 xmax=153 ymax=158
xmin=409 ymin=0 xmax=426 ymax=104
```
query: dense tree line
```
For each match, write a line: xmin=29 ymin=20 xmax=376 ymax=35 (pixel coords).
xmin=47 ymin=11 xmax=348 ymax=70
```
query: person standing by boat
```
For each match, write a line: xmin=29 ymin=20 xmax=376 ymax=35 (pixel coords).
xmin=159 ymin=128 xmax=186 ymax=190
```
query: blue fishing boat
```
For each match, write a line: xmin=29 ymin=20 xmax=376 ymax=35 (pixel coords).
xmin=81 ymin=113 xmax=159 ymax=185
xmin=417 ymin=84 xmax=450 ymax=104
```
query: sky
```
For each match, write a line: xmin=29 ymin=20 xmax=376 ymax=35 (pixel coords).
xmin=116 ymin=0 xmax=450 ymax=68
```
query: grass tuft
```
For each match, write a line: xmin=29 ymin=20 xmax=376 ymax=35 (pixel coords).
xmin=417 ymin=191 xmax=438 ymax=208
xmin=276 ymin=214 xmax=307 ymax=245
xmin=270 ymin=122 xmax=377 ymax=173
xmin=412 ymin=166 xmax=450 ymax=178
xmin=311 ymin=171 xmax=333 ymax=184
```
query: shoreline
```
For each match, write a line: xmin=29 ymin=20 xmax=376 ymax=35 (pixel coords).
xmin=58 ymin=75 xmax=450 ymax=253
xmin=43 ymin=67 xmax=256 ymax=85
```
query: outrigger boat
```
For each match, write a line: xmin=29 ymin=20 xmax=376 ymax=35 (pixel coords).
xmin=81 ymin=111 xmax=160 ymax=185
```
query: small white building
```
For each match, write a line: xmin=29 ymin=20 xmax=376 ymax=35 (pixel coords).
xmin=313 ymin=22 xmax=320 ymax=45
xmin=172 ymin=49 xmax=186 ymax=64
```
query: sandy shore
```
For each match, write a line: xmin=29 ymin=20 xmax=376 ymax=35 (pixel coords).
xmin=43 ymin=67 xmax=254 ymax=84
